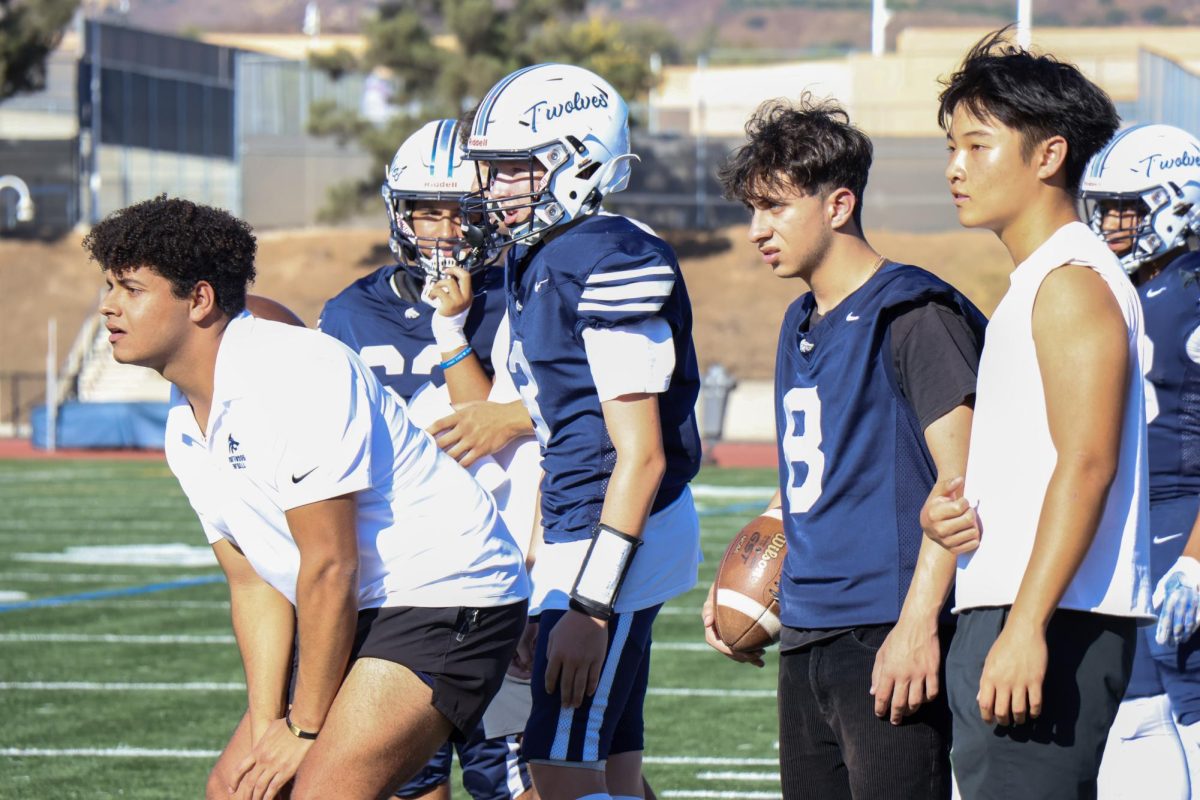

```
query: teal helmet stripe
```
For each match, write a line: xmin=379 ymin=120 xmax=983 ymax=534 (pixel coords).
xmin=474 ymin=64 xmax=551 ymax=138
xmin=1090 ymin=124 xmax=1144 ymax=180
xmin=439 ymin=120 xmax=459 ymax=177
xmin=429 ymin=119 xmax=447 ymax=176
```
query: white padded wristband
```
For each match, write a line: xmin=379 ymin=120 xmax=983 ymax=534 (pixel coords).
xmin=570 ymin=524 xmax=641 ymax=620
xmin=431 ymin=307 xmax=469 ymax=351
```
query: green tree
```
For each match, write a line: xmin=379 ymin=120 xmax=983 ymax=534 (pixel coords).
xmin=308 ymin=0 xmax=677 ymax=222
xmin=0 ymin=0 xmax=79 ymax=99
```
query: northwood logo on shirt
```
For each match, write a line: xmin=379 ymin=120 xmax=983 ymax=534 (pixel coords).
xmin=227 ymin=434 xmax=247 ymax=470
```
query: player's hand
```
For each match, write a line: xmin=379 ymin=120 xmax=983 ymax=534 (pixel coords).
xmin=870 ymin=617 xmax=940 ymax=725
xmin=977 ymin=618 xmax=1046 ymax=727
xmin=430 ymin=265 xmax=474 ymax=317
xmin=701 ymin=582 xmax=765 ymax=668
xmin=229 ymin=717 xmax=312 ymax=800
xmin=545 ymin=609 xmax=607 ymax=709
xmin=427 ymin=400 xmax=529 ymax=467
xmin=509 ymin=619 xmax=538 ymax=680
xmin=1154 ymin=557 xmax=1200 ymax=647
xmin=921 ymin=476 xmax=981 ymax=554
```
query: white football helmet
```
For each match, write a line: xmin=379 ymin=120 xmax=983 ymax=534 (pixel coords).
xmin=462 ymin=63 xmax=637 ymax=245
xmin=382 ymin=119 xmax=496 ymax=280
xmin=1081 ymin=123 xmax=1200 ymax=274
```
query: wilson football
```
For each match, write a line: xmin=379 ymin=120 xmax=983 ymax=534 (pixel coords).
xmin=712 ymin=510 xmax=786 ymax=652
xmin=246 ymin=294 xmax=305 ymax=327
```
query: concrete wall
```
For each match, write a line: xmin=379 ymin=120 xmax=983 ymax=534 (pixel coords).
xmin=653 ymin=26 xmax=1200 ymax=139
xmin=240 ymin=134 xmax=375 ymax=229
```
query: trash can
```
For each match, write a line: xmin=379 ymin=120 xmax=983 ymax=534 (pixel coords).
xmin=699 ymin=363 xmax=737 ymax=461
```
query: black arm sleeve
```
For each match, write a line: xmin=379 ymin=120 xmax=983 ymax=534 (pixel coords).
xmin=889 ymin=301 xmax=982 ymax=431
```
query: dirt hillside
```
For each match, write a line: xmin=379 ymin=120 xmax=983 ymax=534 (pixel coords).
xmin=0 ymin=225 xmax=1013 ymax=401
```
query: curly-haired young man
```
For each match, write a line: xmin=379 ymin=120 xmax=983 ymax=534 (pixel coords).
xmin=708 ymin=97 xmax=985 ymax=800
xmin=87 ymin=196 xmax=529 ymax=800
xmin=923 ymin=31 xmax=1152 ymax=798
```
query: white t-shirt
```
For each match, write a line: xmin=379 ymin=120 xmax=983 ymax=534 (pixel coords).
xmin=165 ymin=313 xmax=529 ymax=610
xmin=954 ymin=221 xmax=1152 ymax=619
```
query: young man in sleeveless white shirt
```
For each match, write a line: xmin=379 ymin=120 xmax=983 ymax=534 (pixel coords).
xmin=922 ymin=30 xmax=1153 ymax=798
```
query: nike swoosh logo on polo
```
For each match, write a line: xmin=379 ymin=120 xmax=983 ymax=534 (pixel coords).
xmin=292 ymin=467 xmax=318 ymax=484
xmin=535 ymin=279 xmax=549 ymax=292
xmin=1147 ymin=287 xmax=1167 ymax=298
xmin=846 ymin=312 xmax=860 ymax=322
xmin=1153 ymin=532 xmax=1185 ymax=545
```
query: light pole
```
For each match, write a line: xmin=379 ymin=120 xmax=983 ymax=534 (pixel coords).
xmin=871 ymin=0 xmax=892 ymax=57
xmin=1017 ymin=0 xmax=1032 ymax=48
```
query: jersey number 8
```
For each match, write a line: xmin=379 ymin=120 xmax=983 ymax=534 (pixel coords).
xmin=781 ymin=386 xmax=825 ymax=514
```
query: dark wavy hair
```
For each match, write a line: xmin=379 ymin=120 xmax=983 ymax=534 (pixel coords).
xmin=718 ymin=94 xmax=873 ymax=229
xmin=83 ymin=195 xmax=257 ymax=316
xmin=938 ymin=27 xmax=1119 ymax=192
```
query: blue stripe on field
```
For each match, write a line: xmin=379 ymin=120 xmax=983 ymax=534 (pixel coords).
xmin=0 ymin=575 xmax=224 ymax=613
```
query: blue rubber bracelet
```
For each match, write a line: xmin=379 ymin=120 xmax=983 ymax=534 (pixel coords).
xmin=441 ymin=346 xmax=473 ymax=370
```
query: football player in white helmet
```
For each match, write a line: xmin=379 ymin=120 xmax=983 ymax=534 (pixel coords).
xmin=1086 ymin=124 xmax=1200 ymax=800
xmin=383 ymin=119 xmax=498 ymax=282
xmin=461 ymin=63 xmax=638 ymax=247
xmin=463 ymin=63 xmax=704 ymax=800
xmin=320 ymin=120 xmax=538 ymax=800
xmin=1081 ymin=123 xmax=1200 ymax=280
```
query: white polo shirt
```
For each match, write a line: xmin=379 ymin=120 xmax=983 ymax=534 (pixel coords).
xmin=165 ymin=313 xmax=529 ymax=610
xmin=955 ymin=221 xmax=1152 ymax=619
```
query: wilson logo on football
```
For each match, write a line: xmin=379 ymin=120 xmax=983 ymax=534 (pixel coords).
xmin=750 ymin=531 xmax=787 ymax=582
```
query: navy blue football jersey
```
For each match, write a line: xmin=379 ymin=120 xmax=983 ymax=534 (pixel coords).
xmin=504 ymin=214 xmax=702 ymax=544
xmin=318 ymin=265 xmax=506 ymax=401
xmin=1141 ymin=251 xmax=1200 ymax=503
xmin=775 ymin=264 xmax=986 ymax=629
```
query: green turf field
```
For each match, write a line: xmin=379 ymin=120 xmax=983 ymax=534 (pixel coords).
xmin=0 ymin=460 xmax=782 ymax=799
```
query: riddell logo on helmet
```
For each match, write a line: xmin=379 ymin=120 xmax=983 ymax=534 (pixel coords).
xmin=522 ymin=89 xmax=610 ymax=134
xmin=468 ymin=136 xmax=488 ymax=149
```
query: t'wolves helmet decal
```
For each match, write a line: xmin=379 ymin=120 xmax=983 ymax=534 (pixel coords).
xmin=461 ymin=63 xmax=637 ymax=246
xmin=1081 ymin=123 xmax=1200 ymax=274
xmin=382 ymin=119 xmax=498 ymax=281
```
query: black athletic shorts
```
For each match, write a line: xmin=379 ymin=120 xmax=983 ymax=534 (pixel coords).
xmin=351 ymin=601 xmax=528 ymax=741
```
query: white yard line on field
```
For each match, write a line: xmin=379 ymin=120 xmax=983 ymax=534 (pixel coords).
xmin=644 ymin=757 xmax=777 ymax=766
xmin=0 ymin=633 xmax=234 ymax=644
xmin=0 ymin=520 xmax=192 ymax=530
xmin=661 ymin=792 xmax=781 ymax=799
xmin=0 ymin=680 xmax=774 ymax=699
xmin=0 ymin=632 xmax=719 ymax=651
xmin=0 ymin=681 xmax=772 ymax=700
xmin=0 ymin=681 xmax=243 ymax=691
xmin=648 ymin=688 xmax=775 ymax=698
xmin=689 ymin=485 xmax=775 ymax=500
xmin=0 ymin=572 xmax=212 ymax=583
xmin=0 ymin=749 xmax=778 ymax=769
xmin=57 ymin=599 xmax=230 ymax=610
xmin=697 ymin=772 xmax=780 ymax=782
xmin=0 ymin=746 xmax=221 ymax=758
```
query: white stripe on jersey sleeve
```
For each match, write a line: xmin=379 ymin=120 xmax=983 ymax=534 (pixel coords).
xmin=577 ymin=301 xmax=665 ymax=314
xmin=585 ymin=265 xmax=675 ymax=284
xmin=580 ymin=279 xmax=675 ymax=302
